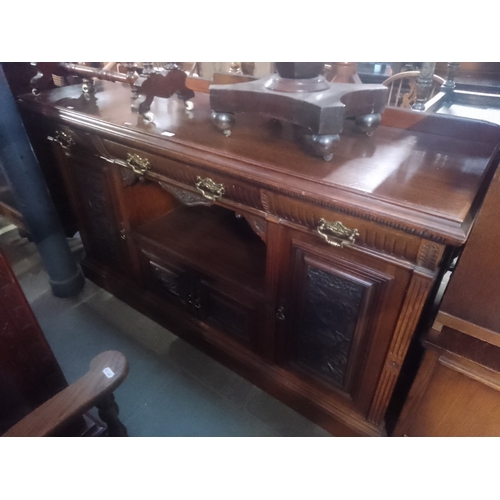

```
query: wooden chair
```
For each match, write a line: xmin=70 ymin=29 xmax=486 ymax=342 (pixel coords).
xmin=383 ymin=71 xmax=446 ymax=108
xmin=0 ymin=251 xmax=129 ymax=437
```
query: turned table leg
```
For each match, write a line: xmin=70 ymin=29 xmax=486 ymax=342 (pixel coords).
xmin=96 ymin=393 xmax=128 ymax=437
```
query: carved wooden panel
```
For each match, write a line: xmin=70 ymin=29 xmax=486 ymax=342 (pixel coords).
xmin=291 ymin=265 xmax=365 ymax=387
xmin=70 ymin=160 xmax=126 ymax=268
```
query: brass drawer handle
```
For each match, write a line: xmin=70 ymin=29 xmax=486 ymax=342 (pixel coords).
xmin=195 ymin=177 xmax=225 ymax=201
xmin=126 ymin=153 xmax=151 ymax=175
xmin=317 ymin=218 xmax=359 ymax=248
xmin=52 ymin=130 xmax=75 ymax=150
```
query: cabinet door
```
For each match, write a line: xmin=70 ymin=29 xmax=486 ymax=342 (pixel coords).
xmin=141 ymin=247 xmax=263 ymax=352
xmin=198 ymin=278 xmax=263 ymax=351
xmin=20 ymin=114 xmax=78 ymax=236
xmin=61 ymin=155 xmax=131 ymax=274
xmin=143 ymin=251 xmax=191 ymax=309
xmin=277 ymin=230 xmax=411 ymax=414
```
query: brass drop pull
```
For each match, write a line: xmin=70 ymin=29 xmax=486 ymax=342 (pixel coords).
xmin=126 ymin=153 xmax=151 ymax=176
xmin=52 ymin=130 xmax=75 ymax=150
xmin=316 ymin=218 xmax=359 ymax=248
xmin=195 ymin=177 xmax=225 ymax=201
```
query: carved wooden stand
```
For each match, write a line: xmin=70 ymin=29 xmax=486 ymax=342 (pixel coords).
xmin=210 ymin=62 xmax=388 ymax=160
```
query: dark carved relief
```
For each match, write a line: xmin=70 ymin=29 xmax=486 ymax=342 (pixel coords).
xmin=119 ymin=166 xmax=140 ymax=187
xmin=291 ymin=266 xmax=365 ymax=388
xmin=159 ymin=182 xmax=212 ymax=206
xmin=74 ymin=166 xmax=123 ymax=265
xmin=260 ymin=190 xmax=276 ymax=215
xmin=417 ymin=242 xmax=441 ymax=271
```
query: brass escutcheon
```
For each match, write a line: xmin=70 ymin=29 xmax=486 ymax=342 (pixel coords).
xmin=195 ymin=177 xmax=225 ymax=201
xmin=316 ymin=218 xmax=359 ymax=248
xmin=126 ymin=153 xmax=151 ymax=176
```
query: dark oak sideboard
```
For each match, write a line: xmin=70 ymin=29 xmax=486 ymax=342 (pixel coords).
xmin=17 ymin=81 xmax=500 ymax=436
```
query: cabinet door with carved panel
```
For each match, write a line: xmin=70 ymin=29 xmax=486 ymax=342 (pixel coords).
xmin=59 ymin=155 xmax=132 ymax=275
xmin=139 ymin=245 xmax=264 ymax=353
xmin=276 ymin=227 xmax=413 ymax=416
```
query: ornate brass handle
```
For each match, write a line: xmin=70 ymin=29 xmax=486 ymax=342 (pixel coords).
xmin=195 ymin=177 xmax=225 ymax=201
xmin=126 ymin=153 xmax=151 ymax=176
xmin=52 ymin=130 xmax=75 ymax=150
xmin=316 ymin=218 xmax=359 ymax=248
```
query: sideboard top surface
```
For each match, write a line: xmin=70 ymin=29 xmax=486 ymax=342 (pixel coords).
xmin=18 ymin=81 xmax=500 ymax=244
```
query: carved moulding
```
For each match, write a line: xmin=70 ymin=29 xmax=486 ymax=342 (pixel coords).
xmin=416 ymin=241 xmax=445 ymax=272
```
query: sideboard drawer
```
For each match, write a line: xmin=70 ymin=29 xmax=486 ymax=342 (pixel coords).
xmin=46 ymin=122 xmax=101 ymax=159
xmin=100 ymin=139 xmax=264 ymax=211
xmin=262 ymin=190 xmax=426 ymax=267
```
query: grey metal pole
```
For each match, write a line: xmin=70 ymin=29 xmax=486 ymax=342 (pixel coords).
xmin=0 ymin=64 xmax=85 ymax=297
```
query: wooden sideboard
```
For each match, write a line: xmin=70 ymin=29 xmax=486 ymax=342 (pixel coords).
xmin=16 ymin=81 xmax=500 ymax=436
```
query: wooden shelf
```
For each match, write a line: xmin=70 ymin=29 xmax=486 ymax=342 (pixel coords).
xmin=132 ymin=204 xmax=267 ymax=295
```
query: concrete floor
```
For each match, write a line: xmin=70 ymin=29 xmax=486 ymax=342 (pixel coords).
xmin=0 ymin=218 xmax=331 ymax=437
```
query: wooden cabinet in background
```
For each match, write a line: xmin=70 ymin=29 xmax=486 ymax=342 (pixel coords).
xmin=16 ymin=81 xmax=500 ymax=436
xmin=394 ymin=162 xmax=500 ymax=437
